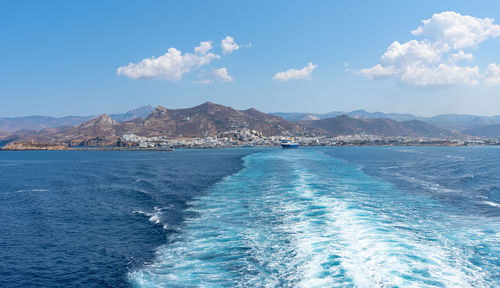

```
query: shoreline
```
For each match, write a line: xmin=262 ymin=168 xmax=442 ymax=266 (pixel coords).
xmin=2 ymin=143 xmax=500 ymax=151
xmin=0 ymin=147 xmax=174 ymax=151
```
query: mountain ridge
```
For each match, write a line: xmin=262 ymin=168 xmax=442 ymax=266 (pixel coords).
xmin=273 ymin=110 xmax=500 ymax=134
xmin=300 ymin=115 xmax=452 ymax=138
xmin=3 ymin=103 xmax=500 ymax=146
xmin=9 ymin=102 xmax=305 ymax=146
xmin=0 ymin=105 xmax=155 ymax=133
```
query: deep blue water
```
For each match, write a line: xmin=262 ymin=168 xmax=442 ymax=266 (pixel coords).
xmin=1 ymin=147 xmax=499 ymax=287
xmin=0 ymin=149 xmax=252 ymax=287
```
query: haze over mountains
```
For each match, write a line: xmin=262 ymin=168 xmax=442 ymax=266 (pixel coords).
xmin=0 ymin=105 xmax=155 ymax=133
xmin=1 ymin=103 xmax=500 ymax=147
xmin=300 ymin=115 xmax=450 ymax=138
xmin=273 ymin=110 xmax=500 ymax=135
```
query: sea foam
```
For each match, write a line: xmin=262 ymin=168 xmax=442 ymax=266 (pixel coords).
xmin=129 ymin=149 xmax=499 ymax=287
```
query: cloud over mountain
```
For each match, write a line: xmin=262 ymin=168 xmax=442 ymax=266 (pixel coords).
xmin=196 ymin=67 xmax=234 ymax=84
xmin=273 ymin=62 xmax=317 ymax=81
xmin=117 ymin=36 xmax=242 ymax=81
xmin=117 ymin=42 xmax=219 ymax=81
xmin=485 ymin=63 xmax=500 ymax=84
xmin=359 ymin=11 xmax=500 ymax=86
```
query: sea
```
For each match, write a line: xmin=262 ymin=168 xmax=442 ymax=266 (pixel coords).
xmin=0 ymin=146 xmax=499 ymax=287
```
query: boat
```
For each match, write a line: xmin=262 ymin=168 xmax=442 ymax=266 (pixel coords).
xmin=280 ymin=138 xmax=299 ymax=149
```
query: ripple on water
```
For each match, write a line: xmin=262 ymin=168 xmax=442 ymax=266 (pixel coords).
xmin=130 ymin=150 xmax=500 ymax=287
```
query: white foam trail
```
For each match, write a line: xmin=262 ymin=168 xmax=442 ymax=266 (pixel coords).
xmin=14 ymin=188 xmax=49 ymax=193
xmin=275 ymin=166 xmax=485 ymax=287
xmin=482 ymin=201 xmax=500 ymax=208
xmin=133 ymin=207 xmax=168 ymax=229
xmin=129 ymin=150 xmax=498 ymax=287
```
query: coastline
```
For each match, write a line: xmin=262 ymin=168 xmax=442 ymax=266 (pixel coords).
xmin=2 ymin=142 xmax=499 ymax=151
xmin=0 ymin=147 xmax=175 ymax=151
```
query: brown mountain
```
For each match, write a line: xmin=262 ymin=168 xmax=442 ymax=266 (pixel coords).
xmin=13 ymin=114 xmax=122 ymax=146
xmin=15 ymin=102 xmax=304 ymax=146
xmin=121 ymin=102 xmax=303 ymax=137
xmin=6 ymin=103 xmax=453 ymax=148
xmin=135 ymin=102 xmax=302 ymax=137
xmin=300 ymin=115 xmax=451 ymax=137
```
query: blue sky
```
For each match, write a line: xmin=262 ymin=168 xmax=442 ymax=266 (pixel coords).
xmin=1 ymin=0 xmax=500 ymax=117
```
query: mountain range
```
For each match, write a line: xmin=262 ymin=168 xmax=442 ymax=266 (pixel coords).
xmin=4 ymin=106 xmax=500 ymax=135
xmin=1 ymin=103 xmax=499 ymax=147
xmin=0 ymin=105 xmax=155 ymax=133
xmin=300 ymin=115 xmax=450 ymax=138
xmin=6 ymin=102 xmax=305 ymax=146
xmin=272 ymin=110 xmax=500 ymax=133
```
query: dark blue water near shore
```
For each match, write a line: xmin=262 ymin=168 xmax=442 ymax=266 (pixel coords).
xmin=0 ymin=149 xmax=253 ymax=288
xmin=1 ymin=147 xmax=499 ymax=287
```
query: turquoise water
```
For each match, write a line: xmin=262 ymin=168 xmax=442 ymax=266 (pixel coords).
xmin=1 ymin=148 xmax=499 ymax=287
xmin=130 ymin=148 xmax=499 ymax=287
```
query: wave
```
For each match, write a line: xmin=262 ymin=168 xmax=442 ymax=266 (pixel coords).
xmin=482 ymin=201 xmax=500 ymax=208
xmin=133 ymin=207 xmax=170 ymax=230
xmin=129 ymin=150 xmax=499 ymax=287
xmin=14 ymin=188 xmax=49 ymax=193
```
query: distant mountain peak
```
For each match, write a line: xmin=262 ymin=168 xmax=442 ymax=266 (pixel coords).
xmin=109 ymin=105 xmax=156 ymax=122
xmin=148 ymin=106 xmax=169 ymax=119
xmin=86 ymin=114 xmax=115 ymax=126
xmin=155 ymin=105 xmax=167 ymax=110
xmin=194 ymin=101 xmax=219 ymax=109
xmin=130 ymin=105 xmax=154 ymax=111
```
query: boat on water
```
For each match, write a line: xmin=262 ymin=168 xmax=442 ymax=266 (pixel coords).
xmin=280 ymin=138 xmax=299 ymax=149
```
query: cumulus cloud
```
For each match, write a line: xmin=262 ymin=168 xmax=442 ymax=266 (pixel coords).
xmin=411 ymin=11 xmax=500 ymax=49
xmin=485 ymin=63 xmax=500 ymax=84
xmin=221 ymin=36 xmax=240 ymax=54
xmin=448 ymin=50 xmax=474 ymax=63
xmin=273 ymin=62 xmax=317 ymax=81
xmin=117 ymin=41 xmax=219 ymax=81
xmin=194 ymin=41 xmax=213 ymax=55
xmin=359 ymin=11 xmax=500 ymax=86
xmin=196 ymin=67 xmax=234 ymax=84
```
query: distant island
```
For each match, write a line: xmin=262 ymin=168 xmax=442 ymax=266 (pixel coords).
xmin=1 ymin=102 xmax=500 ymax=150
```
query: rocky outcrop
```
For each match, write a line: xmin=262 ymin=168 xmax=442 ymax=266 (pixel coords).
xmin=2 ymin=142 xmax=68 ymax=150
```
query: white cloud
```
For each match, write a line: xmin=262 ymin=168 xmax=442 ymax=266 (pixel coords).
xmin=448 ymin=50 xmax=474 ymax=63
xmin=359 ymin=64 xmax=395 ymax=79
xmin=411 ymin=11 xmax=500 ymax=49
xmin=380 ymin=40 xmax=446 ymax=66
xmin=485 ymin=63 xmax=500 ymax=84
xmin=196 ymin=67 xmax=234 ymax=84
xmin=359 ymin=11 xmax=500 ymax=87
xmin=221 ymin=36 xmax=240 ymax=54
xmin=400 ymin=64 xmax=480 ymax=86
xmin=273 ymin=62 xmax=317 ymax=81
xmin=194 ymin=41 xmax=213 ymax=55
xmin=117 ymin=42 xmax=220 ymax=81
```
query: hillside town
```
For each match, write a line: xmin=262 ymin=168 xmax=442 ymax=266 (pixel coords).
xmin=118 ymin=128 xmax=500 ymax=149
xmin=2 ymin=103 xmax=500 ymax=150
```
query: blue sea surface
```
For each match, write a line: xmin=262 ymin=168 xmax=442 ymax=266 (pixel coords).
xmin=1 ymin=147 xmax=499 ymax=287
xmin=0 ymin=149 xmax=252 ymax=287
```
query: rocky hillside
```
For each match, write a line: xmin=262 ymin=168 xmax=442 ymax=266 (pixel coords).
xmin=300 ymin=115 xmax=451 ymax=137
xmin=5 ymin=103 xmax=459 ymax=147
xmin=125 ymin=102 xmax=304 ymax=137
xmin=14 ymin=102 xmax=304 ymax=146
